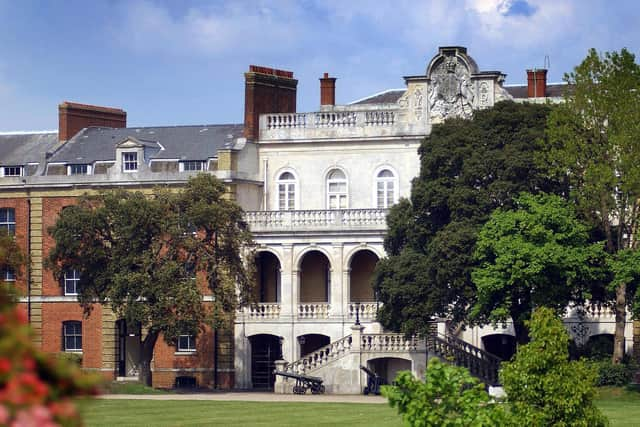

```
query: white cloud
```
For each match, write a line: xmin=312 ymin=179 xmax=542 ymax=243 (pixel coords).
xmin=115 ymin=0 xmax=306 ymax=57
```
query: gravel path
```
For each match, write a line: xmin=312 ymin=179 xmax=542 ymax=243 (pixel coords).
xmin=98 ymin=392 xmax=387 ymax=404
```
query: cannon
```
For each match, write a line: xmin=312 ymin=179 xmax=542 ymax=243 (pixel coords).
xmin=360 ymin=365 xmax=384 ymax=395
xmin=274 ymin=370 xmax=326 ymax=394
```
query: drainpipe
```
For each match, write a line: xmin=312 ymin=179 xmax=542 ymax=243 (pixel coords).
xmin=26 ymin=183 xmax=31 ymax=323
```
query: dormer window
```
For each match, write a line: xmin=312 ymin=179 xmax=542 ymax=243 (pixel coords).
xmin=180 ymin=161 xmax=205 ymax=172
xmin=67 ymin=164 xmax=91 ymax=175
xmin=122 ymin=152 xmax=138 ymax=172
xmin=2 ymin=166 xmax=22 ymax=177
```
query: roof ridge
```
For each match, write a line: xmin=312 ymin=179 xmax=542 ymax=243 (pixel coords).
xmin=348 ymin=88 xmax=406 ymax=105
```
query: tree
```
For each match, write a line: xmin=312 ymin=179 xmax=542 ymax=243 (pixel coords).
xmin=542 ymin=48 xmax=640 ymax=363
xmin=374 ymin=101 xmax=564 ymax=336
xmin=500 ymin=307 xmax=607 ymax=427
xmin=47 ymin=174 xmax=254 ymax=385
xmin=471 ymin=193 xmax=607 ymax=344
xmin=382 ymin=358 xmax=511 ymax=427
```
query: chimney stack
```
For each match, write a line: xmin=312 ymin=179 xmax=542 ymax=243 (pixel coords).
xmin=58 ymin=102 xmax=126 ymax=142
xmin=244 ymin=65 xmax=298 ymax=140
xmin=526 ymin=69 xmax=547 ymax=98
xmin=320 ymin=72 xmax=336 ymax=106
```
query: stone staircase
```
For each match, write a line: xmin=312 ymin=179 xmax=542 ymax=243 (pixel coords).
xmin=274 ymin=325 xmax=502 ymax=394
xmin=427 ymin=333 xmax=502 ymax=386
xmin=274 ymin=325 xmax=425 ymax=394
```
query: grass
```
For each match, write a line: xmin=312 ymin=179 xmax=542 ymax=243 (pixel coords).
xmin=99 ymin=381 xmax=172 ymax=395
xmin=78 ymin=386 xmax=640 ymax=427
xmin=79 ymin=400 xmax=403 ymax=427
xmin=595 ymin=386 xmax=640 ymax=427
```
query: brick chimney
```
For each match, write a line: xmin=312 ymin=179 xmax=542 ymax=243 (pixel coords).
xmin=320 ymin=73 xmax=336 ymax=106
xmin=244 ymin=65 xmax=297 ymax=140
xmin=58 ymin=102 xmax=126 ymax=142
xmin=527 ymin=69 xmax=547 ymax=98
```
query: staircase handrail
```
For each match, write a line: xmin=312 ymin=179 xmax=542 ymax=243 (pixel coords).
xmin=284 ymin=334 xmax=353 ymax=375
xmin=428 ymin=332 xmax=502 ymax=386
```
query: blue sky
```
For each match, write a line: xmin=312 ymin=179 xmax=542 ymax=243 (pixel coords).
xmin=0 ymin=0 xmax=638 ymax=131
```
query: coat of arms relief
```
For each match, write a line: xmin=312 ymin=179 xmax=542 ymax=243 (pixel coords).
xmin=428 ymin=56 xmax=475 ymax=122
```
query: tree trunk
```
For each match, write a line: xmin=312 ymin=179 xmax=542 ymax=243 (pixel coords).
xmin=138 ymin=330 xmax=159 ymax=387
xmin=513 ymin=318 xmax=530 ymax=346
xmin=613 ymin=283 xmax=627 ymax=364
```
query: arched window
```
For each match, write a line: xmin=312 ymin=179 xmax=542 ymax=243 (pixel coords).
xmin=277 ymin=171 xmax=297 ymax=211
xmin=376 ymin=169 xmax=396 ymax=208
xmin=326 ymin=169 xmax=348 ymax=209
xmin=63 ymin=321 xmax=82 ymax=352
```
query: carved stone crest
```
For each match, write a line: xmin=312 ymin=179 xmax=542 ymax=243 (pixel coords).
xmin=428 ymin=55 xmax=474 ymax=121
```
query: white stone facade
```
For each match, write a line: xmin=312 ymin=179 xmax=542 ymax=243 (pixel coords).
xmin=233 ymin=46 xmax=634 ymax=393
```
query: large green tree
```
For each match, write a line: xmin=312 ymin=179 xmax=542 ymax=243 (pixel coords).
xmin=541 ymin=48 xmax=640 ymax=362
xmin=374 ymin=101 xmax=564 ymax=337
xmin=47 ymin=174 xmax=253 ymax=385
xmin=471 ymin=193 xmax=607 ymax=343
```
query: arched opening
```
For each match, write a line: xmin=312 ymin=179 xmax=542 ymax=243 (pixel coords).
xmin=298 ymin=334 xmax=330 ymax=356
xmin=349 ymin=250 xmax=379 ymax=302
xmin=367 ymin=357 xmax=411 ymax=385
xmin=249 ymin=334 xmax=282 ymax=390
xmin=254 ymin=252 xmax=280 ymax=303
xmin=584 ymin=333 xmax=614 ymax=359
xmin=299 ymin=251 xmax=330 ymax=303
xmin=482 ymin=334 xmax=516 ymax=361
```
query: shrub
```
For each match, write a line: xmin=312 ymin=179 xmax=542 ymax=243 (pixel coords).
xmin=593 ymin=360 xmax=635 ymax=386
xmin=500 ymin=307 xmax=608 ymax=427
xmin=382 ymin=358 xmax=511 ymax=427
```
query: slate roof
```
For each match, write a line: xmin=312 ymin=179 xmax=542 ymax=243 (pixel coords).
xmin=350 ymin=89 xmax=405 ymax=105
xmin=48 ymin=124 xmax=244 ymax=164
xmin=0 ymin=132 xmax=59 ymax=166
xmin=504 ymin=83 xmax=568 ymax=99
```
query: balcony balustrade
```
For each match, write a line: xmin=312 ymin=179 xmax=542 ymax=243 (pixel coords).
xmin=260 ymin=108 xmax=401 ymax=141
xmin=245 ymin=208 xmax=388 ymax=233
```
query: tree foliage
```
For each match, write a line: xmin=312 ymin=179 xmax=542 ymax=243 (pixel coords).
xmin=47 ymin=174 xmax=254 ymax=385
xmin=471 ymin=192 xmax=607 ymax=343
xmin=374 ymin=101 xmax=564 ymax=336
xmin=500 ymin=307 xmax=608 ymax=427
xmin=382 ymin=358 xmax=511 ymax=427
xmin=541 ymin=48 xmax=640 ymax=362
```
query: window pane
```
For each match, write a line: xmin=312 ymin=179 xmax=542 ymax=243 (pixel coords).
xmin=0 ymin=208 xmax=15 ymax=236
xmin=378 ymin=169 xmax=394 ymax=178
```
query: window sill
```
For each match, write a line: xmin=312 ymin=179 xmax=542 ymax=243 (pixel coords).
xmin=174 ymin=351 xmax=197 ymax=356
xmin=64 ymin=350 xmax=83 ymax=354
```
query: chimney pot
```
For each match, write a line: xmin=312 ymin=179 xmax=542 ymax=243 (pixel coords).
xmin=526 ymin=69 xmax=547 ymax=98
xmin=320 ymin=73 xmax=337 ymax=106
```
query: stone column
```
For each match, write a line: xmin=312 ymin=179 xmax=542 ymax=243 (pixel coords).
xmin=233 ymin=326 xmax=251 ymax=389
xmin=351 ymin=324 xmax=364 ymax=392
xmin=280 ymin=245 xmax=294 ymax=320
xmin=274 ymin=360 xmax=289 ymax=394
xmin=330 ymin=244 xmax=344 ymax=319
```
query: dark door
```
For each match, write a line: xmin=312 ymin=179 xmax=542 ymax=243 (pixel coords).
xmin=250 ymin=335 xmax=282 ymax=390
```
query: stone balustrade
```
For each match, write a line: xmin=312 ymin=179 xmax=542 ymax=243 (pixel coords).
xmin=245 ymin=303 xmax=281 ymax=319
xmin=298 ymin=303 xmax=331 ymax=319
xmin=586 ymin=303 xmax=616 ymax=319
xmin=258 ymin=106 xmax=421 ymax=141
xmin=286 ymin=335 xmax=353 ymax=374
xmin=360 ymin=333 xmax=420 ymax=352
xmin=348 ymin=302 xmax=379 ymax=320
xmin=245 ymin=209 xmax=388 ymax=232
xmin=264 ymin=110 xmax=394 ymax=131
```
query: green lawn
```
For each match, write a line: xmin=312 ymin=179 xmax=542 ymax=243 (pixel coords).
xmin=78 ymin=387 xmax=640 ymax=427
xmin=596 ymin=387 xmax=640 ymax=427
xmin=79 ymin=400 xmax=404 ymax=427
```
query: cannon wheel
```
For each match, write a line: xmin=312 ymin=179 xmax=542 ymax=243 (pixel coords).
xmin=363 ymin=386 xmax=370 ymax=395
xmin=311 ymin=384 xmax=325 ymax=394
